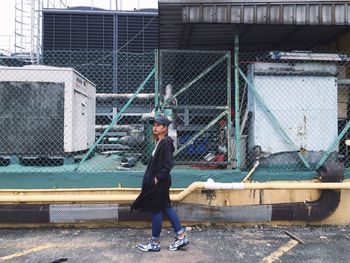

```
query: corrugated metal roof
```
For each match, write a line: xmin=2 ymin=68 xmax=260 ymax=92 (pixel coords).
xmin=181 ymin=1 xmax=350 ymax=25
xmin=159 ymin=1 xmax=350 ymax=51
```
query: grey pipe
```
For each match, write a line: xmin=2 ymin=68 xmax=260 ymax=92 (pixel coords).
xmin=96 ymin=93 xmax=155 ymax=100
xmin=95 ymin=125 xmax=138 ymax=132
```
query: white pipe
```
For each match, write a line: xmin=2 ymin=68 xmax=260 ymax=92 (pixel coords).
xmin=204 ymin=179 xmax=244 ymax=190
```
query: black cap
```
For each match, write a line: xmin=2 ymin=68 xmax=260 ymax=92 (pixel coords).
xmin=149 ymin=116 xmax=171 ymax=126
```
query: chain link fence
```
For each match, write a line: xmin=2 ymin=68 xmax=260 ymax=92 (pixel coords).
xmin=0 ymin=50 xmax=156 ymax=172
xmin=0 ymin=49 xmax=349 ymax=174
xmin=159 ymin=50 xmax=232 ymax=167
xmin=237 ymin=51 xmax=349 ymax=172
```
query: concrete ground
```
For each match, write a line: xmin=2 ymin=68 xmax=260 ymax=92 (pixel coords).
xmin=0 ymin=225 xmax=349 ymax=263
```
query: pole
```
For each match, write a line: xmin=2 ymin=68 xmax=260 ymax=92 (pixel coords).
xmin=234 ymin=30 xmax=241 ymax=170
xmin=227 ymin=51 xmax=233 ymax=169
xmin=154 ymin=49 xmax=159 ymax=116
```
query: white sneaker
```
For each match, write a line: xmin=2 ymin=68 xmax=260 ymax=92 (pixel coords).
xmin=137 ymin=239 xmax=161 ymax=252
xmin=168 ymin=235 xmax=189 ymax=251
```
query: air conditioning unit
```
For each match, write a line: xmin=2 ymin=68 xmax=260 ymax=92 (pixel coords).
xmin=0 ymin=65 xmax=96 ymax=156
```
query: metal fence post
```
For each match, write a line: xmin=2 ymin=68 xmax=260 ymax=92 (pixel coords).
xmin=227 ymin=51 xmax=233 ymax=169
xmin=154 ymin=49 xmax=159 ymax=116
xmin=234 ymin=31 xmax=241 ymax=170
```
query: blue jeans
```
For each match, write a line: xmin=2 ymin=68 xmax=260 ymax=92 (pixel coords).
xmin=152 ymin=207 xmax=184 ymax=240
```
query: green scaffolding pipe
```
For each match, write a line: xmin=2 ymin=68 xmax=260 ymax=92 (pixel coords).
xmin=163 ymin=54 xmax=228 ymax=107
xmin=239 ymin=68 xmax=311 ymax=169
xmin=234 ymin=32 xmax=241 ymax=170
xmin=227 ymin=50 xmax=233 ymax=169
xmin=75 ymin=68 xmax=156 ymax=171
xmin=154 ymin=50 xmax=159 ymax=116
xmin=174 ymin=111 xmax=227 ymax=157
xmin=315 ymin=121 xmax=350 ymax=170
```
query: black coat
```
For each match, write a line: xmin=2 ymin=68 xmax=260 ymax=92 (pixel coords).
xmin=131 ymin=136 xmax=175 ymax=213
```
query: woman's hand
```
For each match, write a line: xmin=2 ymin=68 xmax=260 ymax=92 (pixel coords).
xmin=154 ymin=177 xmax=158 ymax=185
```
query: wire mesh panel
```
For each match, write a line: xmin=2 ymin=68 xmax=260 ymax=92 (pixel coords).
xmin=237 ymin=51 xmax=349 ymax=172
xmin=43 ymin=49 xmax=115 ymax=93
xmin=94 ymin=51 xmax=156 ymax=168
xmin=1 ymin=49 xmax=350 ymax=176
xmin=0 ymin=50 xmax=156 ymax=173
xmin=159 ymin=50 xmax=232 ymax=167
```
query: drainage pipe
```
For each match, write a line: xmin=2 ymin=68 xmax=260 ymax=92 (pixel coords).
xmin=0 ymin=162 xmax=345 ymax=204
xmin=201 ymin=181 xmax=350 ymax=191
xmin=0 ymin=194 xmax=139 ymax=203
xmin=1 ymin=181 xmax=350 ymax=203
xmin=172 ymin=180 xmax=350 ymax=201
xmin=271 ymin=189 xmax=340 ymax=221
xmin=0 ymin=165 xmax=344 ymax=223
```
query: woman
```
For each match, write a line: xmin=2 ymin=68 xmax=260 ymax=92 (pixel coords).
xmin=131 ymin=115 xmax=189 ymax=252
